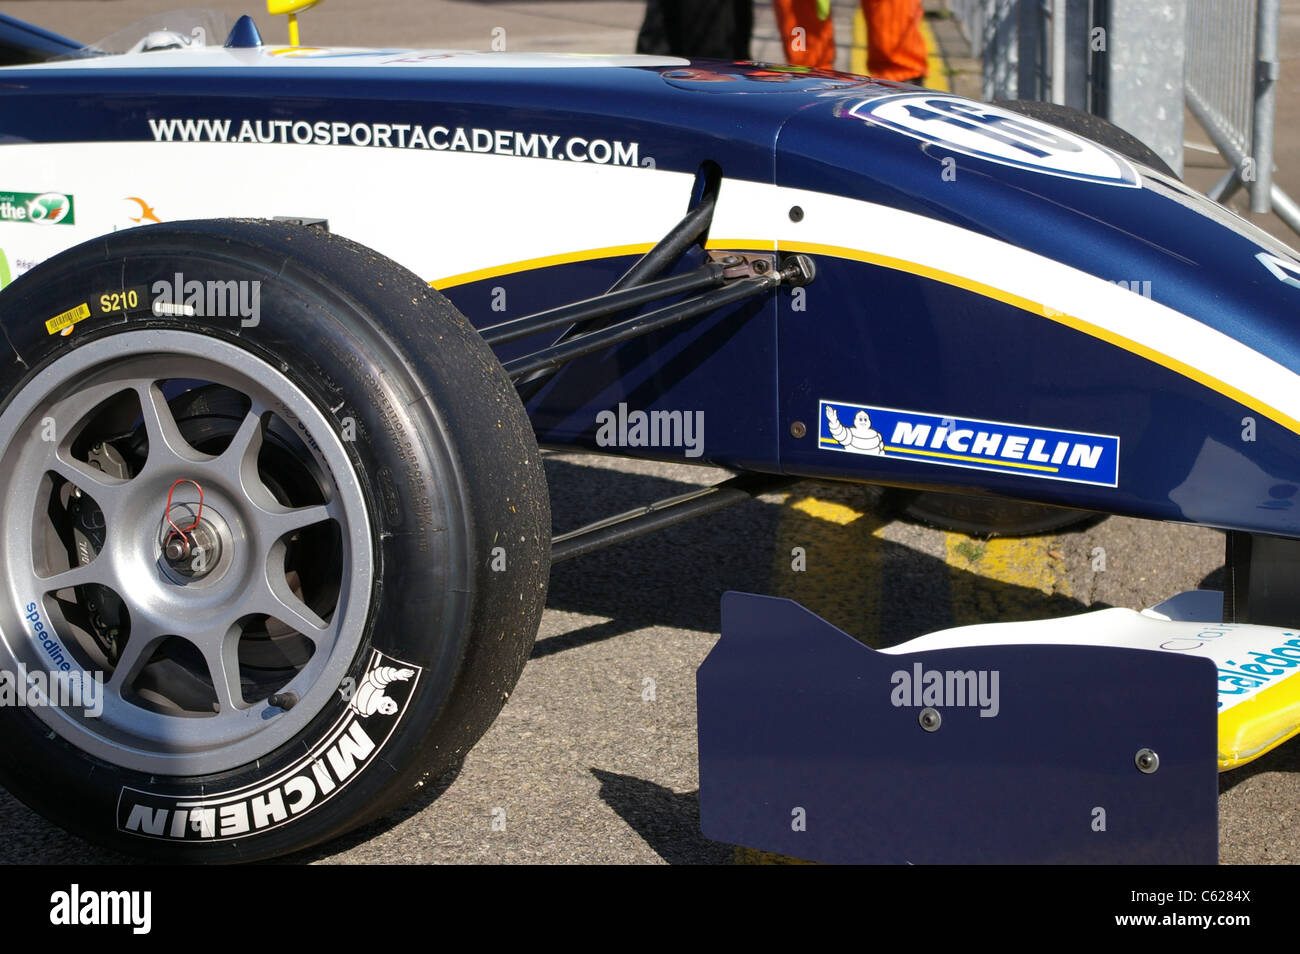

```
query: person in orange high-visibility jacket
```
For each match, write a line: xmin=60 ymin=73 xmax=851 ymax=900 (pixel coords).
xmin=772 ymin=0 xmax=927 ymax=82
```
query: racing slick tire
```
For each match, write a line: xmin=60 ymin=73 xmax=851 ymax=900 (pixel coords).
xmin=889 ymin=100 xmax=1173 ymax=538
xmin=0 ymin=219 xmax=550 ymax=861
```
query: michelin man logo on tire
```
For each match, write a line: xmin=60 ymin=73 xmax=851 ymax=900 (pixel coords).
xmin=825 ymin=405 xmax=884 ymax=455
xmin=349 ymin=665 xmax=416 ymax=717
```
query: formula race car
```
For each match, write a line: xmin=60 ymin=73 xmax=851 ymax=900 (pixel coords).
xmin=0 ymin=5 xmax=1298 ymax=863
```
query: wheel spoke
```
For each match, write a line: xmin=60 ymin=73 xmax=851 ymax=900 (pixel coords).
xmin=48 ymin=453 xmax=129 ymax=513
xmin=262 ymin=502 xmax=336 ymax=539
xmin=105 ymin=626 xmax=168 ymax=697
xmin=257 ymin=576 xmax=332 ymax=642
xmin=135 ymin=380 xmax=210 ymax=469
xmin=223 ymin=405 xmax=265 ymax=470
xmin=36 ymin=561 xmax=113 ymax=594
xmin=196 ymin=627 xmax=247 ymax=714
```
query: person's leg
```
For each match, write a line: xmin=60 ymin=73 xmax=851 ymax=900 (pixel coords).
xmin=732 ymin=0 xmax=754 ymax=60
xmin=863 ymin=0 xmax=928 ymax=82
xmin=773 ymin=0 xmax=837 ymax=69
xmin=636 ymin=0 xmax=670 ymax=55
xmin=662 ymin=0 xmax=749 ymax=59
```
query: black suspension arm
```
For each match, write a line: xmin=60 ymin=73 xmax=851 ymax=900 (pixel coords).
xmin=551 ymin=472 xmax=797 ymax=563
xmin=480 ymin=263 xmax=726 ymax=347
xmin=502 ymin=255 xmax=814 ymax=381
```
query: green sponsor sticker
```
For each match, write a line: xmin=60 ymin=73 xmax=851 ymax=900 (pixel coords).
xmin=0 ymin=191 xmax=76 ymax=226
xmin=0 ymin=248 xmax=10 ymax=289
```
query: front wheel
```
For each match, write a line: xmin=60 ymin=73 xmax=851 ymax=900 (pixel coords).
xmin=0 ymin=220 xmax=550 ymax=861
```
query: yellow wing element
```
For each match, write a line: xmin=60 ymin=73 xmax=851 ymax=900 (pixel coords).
xmin=267 ymin=0 xmax=322 ymax=47
xmin=1218 ymin=676 xmax=1300 ymax=770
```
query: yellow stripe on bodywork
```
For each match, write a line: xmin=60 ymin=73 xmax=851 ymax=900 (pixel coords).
xmin=880 ymin=444 xmax=1059 ymax=472
xmin=776 ymin=239 xmax=1300 ymax=439
xmin=430 ymin=237 xmax=1300 ymax=438
xmin=432 ymin=242 xmax=656 ymax=290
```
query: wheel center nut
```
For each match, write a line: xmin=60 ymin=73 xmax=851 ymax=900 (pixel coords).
xmin=160 ymin=512 xmax=223 ymax=580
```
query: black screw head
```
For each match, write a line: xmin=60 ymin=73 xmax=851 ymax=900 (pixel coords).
xmin=789 ymin=206 xmax=804 ymax=222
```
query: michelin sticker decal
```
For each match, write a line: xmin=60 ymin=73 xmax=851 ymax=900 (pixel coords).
xmin=116 ymin=649 xmax=420 ymax=842
xmin=819 ymin=400 xmax=1120 ymax=487
xmin=846 ymin=93 xmax=1141 ymax=187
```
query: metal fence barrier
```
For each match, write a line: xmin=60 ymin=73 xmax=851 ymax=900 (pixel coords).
xmin=1185 ymin=0 xmax=1299 ymax=230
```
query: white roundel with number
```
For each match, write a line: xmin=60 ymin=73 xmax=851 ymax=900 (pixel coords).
xmin=848 ymin=92 xmax=1141 ymax=187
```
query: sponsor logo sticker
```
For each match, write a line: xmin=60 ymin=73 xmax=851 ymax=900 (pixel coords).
xmin=0 ymin=191 xmax=76 ymax=225
xmin=818 ymin=400 xmax=1120 ymax=487
xmin=117 ymin=649 xmax=421 ymax=841
xmin=846 ymin=93 xmax=1141 ymax=187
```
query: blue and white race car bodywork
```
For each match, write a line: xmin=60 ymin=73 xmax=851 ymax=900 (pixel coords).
xmin=0 ymin=9 xmax=1298 ymax=862
xmin=5 ymin=38 xmax=1298 ymax=533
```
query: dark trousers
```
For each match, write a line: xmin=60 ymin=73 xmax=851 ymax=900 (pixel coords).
xmin=636 ymin=0 xmax=753 ymax=60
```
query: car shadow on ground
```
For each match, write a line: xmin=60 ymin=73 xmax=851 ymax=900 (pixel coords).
xmin=588 ymin=768 xmax=733 ymax=864
xmin=540 ymin=456 xmax=1105 ymax=657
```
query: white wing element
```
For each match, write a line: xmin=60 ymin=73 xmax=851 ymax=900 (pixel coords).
xmin=349 ymin=665 xmax=416 ymax=717
xmin=825 ymin=406 xmax=884 ymax=455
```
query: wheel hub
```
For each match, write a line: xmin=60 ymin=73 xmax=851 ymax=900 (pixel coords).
xmin=158 ymin=504 xmax=225 ymax=582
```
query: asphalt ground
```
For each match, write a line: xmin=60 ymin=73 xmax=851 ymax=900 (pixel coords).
xmin=0 ymin=0 xmax=1299 ymax=867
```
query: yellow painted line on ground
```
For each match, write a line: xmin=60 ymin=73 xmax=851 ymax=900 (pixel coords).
xmin=852 ymin=6 xmax=868 ymax=76
xmin=771 ymin=490 xmax=890 ymax=648
xmin=945 ymin=533 xmax=1071 ymax=627
xmin=737 ymin=483 xmax=891 ymax=864
xmin=851 ymin=7 xmax=951 ymax=91
xmin=791 ymin=494 xmax=864 ymax=525
xmin=919 ymin=16 xmax=951 ymax=91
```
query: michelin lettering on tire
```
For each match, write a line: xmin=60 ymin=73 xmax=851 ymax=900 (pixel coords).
xmin=116 ymin=649 xmax=421 ymax=842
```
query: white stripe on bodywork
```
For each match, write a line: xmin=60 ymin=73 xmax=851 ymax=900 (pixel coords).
xmin=710 ymin=179 xmax=1300 ymax=429
xmin=2 ymin=47 xmax=688 ymax=71
xmin=4 ymin=140 xmax=1300 ymax=429
xmin=0 ymin=142 xmax=694 ymax=283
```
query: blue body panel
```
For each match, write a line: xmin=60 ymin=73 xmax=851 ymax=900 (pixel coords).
xmin=3 ymin=56 xmax=1300 ymax=535
xmin=0 ymin=14 xmax=81 ymax=61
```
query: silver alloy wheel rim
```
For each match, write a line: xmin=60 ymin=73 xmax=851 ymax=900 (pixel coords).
xmin=0 ymin=331 xmax=374 ymax=776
